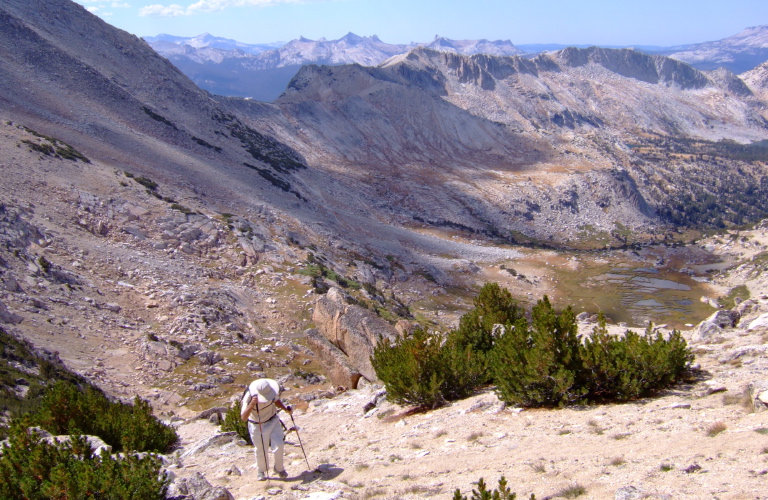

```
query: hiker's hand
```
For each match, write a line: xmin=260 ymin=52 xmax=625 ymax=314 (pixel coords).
xmin=285 ymin=404 xmax=293 ymax=414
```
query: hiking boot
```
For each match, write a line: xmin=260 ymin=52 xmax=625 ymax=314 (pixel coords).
xmin=275 ymin=469 xmax=288 ymax=479
xmin=257 ymin=472 xmax=267 ymax=481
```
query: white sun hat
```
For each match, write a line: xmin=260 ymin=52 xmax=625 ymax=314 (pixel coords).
xmin=249 ymin=378 xmax=280 ymax=403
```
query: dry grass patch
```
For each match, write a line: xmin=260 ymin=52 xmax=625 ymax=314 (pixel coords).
xmin=660 ymin=463 xmax=674 ymax=472
xmin=588 ymin=419 xmax=605 ymax=435
xmin=434 ymin=429 xmax=448 ymax=438
xmin=611 ymin=432 xmax=631 ymax=440
xmin=467 ymin=431 xmax=484 ymax=443
xmin=355 ymin=463 xmax=370 ymax=472
xmin=530 ymin=460 xmax=547 ymax=473
xmin=402 ymin=484 xmax=439 ymax=496
xmin=722 ymin=388 xmax=752 ymax=411
xmin=361 ymin=487 xmax=387 ymax=499
xmin=706 ymin=421 xmax=727 ymax=437
xmin=555 ymin=483 xmax=587 ymax=498
xmin=609 ymin=456 xmax=626 ymax=466
xmin=755 ymin=428 xmax=768 ymax=435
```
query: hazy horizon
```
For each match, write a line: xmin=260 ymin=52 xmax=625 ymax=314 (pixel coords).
xmin=75 ymin=0 xmax=768 ymax=48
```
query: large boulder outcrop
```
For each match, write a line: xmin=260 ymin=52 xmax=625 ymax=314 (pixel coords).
xmin=692 ymin=309 xmax=739 ymax=342
xmin=305 ymin=328 xmax=362 ymax=389
xmin=309 ymin=287 xmax=399 ymax=387
xmin=748 ymin=380 xmax=768 ymax=413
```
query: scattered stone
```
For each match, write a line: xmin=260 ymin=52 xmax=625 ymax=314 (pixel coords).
xmin=683 ymin=463 xmax=702 ymax=473
xmin=224 ymin=465 xmax=241 ymax=476
xmin=180 ymin=432 xmax=240 ymax=459
xmin=266 ymin=487 xmax=282 ymax=495
xmin=748 ymin=381 xmax=768 ymax=412
xmin=0 ymin=300 xmax=23 ymax=324
xmin=747 ymin=313 xmax=768 ymax=331
xmin=168 ymin=472 xmax=235 ymax=500
xmin=615 ymin=486 xmax=643 ymax=500
xmin=198 ymin=350 xmax=223 ymax=366
xmin=666 ymin=403 xmax=691 ymax=410
xmin=703 ymin=381 xmax=727 ymax=395
xmin=362 ymin=388 xmax=387 ymax=414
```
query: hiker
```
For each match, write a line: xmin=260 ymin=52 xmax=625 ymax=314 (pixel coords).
xmin=241 ymin=378 xmax=293 ymax=480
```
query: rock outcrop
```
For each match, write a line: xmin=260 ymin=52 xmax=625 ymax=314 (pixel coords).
xmin=309 ymin=288 xmax=399 ymax=387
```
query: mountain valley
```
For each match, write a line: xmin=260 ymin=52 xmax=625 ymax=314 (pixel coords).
xmin=1 ymin=0 xmax=768 ymax=498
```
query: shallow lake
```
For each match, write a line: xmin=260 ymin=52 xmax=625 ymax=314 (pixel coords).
xmin=556 ymin=247 xmax=728 ymax=329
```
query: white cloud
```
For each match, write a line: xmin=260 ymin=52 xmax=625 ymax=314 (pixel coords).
xmin=111 ymin=2 xmax=131 ymax=7
xmin=139 ymin=4 xmax=191 ymax=16
xmin=87 ymin=6 xmax=100 ymax=11
xmin=140 ymin=0 xmax=316 ymax=17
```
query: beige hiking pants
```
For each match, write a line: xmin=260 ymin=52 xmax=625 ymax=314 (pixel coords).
xmin=248 ymin=416 xmax=285 ymax=474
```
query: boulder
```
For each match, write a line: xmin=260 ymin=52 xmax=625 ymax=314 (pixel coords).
xmin=180 ymin=432 xmax=240 ymax=459
xmin=747 ymin=313 xmax=768 ymax=331
xmin=692 ymin=321 xmax=722 ymax=342
xmin=693 ymin=309 xmax=739 ymax=341
xmin=305 ymin=328 xmax=362 ymax=389
xmin=197 ymin=350 xmax=223 ymax=366
xmin=169 ymin=472 xmax=234 ymax=500
xmin=748 ymin=380 xmax=768 ymax=413
xmin=0 ymin=300 xmax=22 ymax=324
xmin=706 ymin=309 xmax=739 ymax=328
xmin=311 ymin=288 xmax=399 ymax=383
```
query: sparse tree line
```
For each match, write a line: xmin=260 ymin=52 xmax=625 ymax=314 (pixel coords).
xmin=0 ymin=327 xmax=175 ymax=499
xmin=372 ymin=283 xmax=693 ymax=409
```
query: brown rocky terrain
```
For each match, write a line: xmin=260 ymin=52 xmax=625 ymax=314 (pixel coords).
xmin=165 ymin=226 xmax=768 ymax=499
xmin=1 ymin=1 xmax=768 ymax=499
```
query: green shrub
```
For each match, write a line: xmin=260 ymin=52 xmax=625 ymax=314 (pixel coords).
xmin=28 ymin=382 xmax=178 ymax=453
xmin=0 ymin=417 xmax=168 ymax=500
xmin=133 ymin=176 xmax=158 ymax=191
xmin=371 ymin=328 xmax=447 ymax=409
xmin=220 ymin=398 xmax=251 ymax=444
xmin=492 ymin=305 xmax=693 ymax=407
xmin=452 ymin=476 xmax=535 ymax=500
xmin=491 ymin=296 xmax=585 ymax=407
xmin=373 ymin=284 xmax=693 ymax=410
xmin=580 ymin=317 xmax=693 ymax=401
xmin=453 ymin=283 xmax=524 ymax=354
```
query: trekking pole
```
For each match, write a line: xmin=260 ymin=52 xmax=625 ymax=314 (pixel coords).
xmin=254 ymin=398 xmax=270 ymax=479
xmin=289 ymin=412 xmax=311 ymax=471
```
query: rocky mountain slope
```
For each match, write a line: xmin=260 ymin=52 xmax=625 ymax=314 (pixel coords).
xmin=241 ymin=46 xmax=768 ymax=243
xmin=666 ymin=25 xmax=768 ymax=73
xmin=1 ymin=1 xmax=768 ymax=497
xmin=146 ymin=33 xmax=521 ymax=101
xmin=142 ymin=225 xmax=768 ymax=499
xmin=146 ymin=26 xmax=768 ymax=102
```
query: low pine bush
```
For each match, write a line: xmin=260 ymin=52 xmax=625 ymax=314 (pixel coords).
xmin=580 ymin=317 xmax=693 ymax=401
xmin=221 ymin=397 xmax=251 ymax=444
xmin=372 ymin=283 xmax=693 ymax=410
xmin=0 ymin=417 xmax=168 ymax=500
xmin=371 ymin=283 xmax=522 ymax=408
xmin=27 ymin=381 xmax=178 ymax=453
xmin=452 ymin=476 xmax=535 ymax=500
xmin=491 ymin=304 xmax=693 ymax=407
xmin=491 ymin=296 xmax=585 ymax=407
xmin=371 ymin=327 xmax=447 ymax=408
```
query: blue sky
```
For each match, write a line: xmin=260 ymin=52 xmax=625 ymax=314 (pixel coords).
xmin=75 ymin=0 xmax=768 ymax=46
